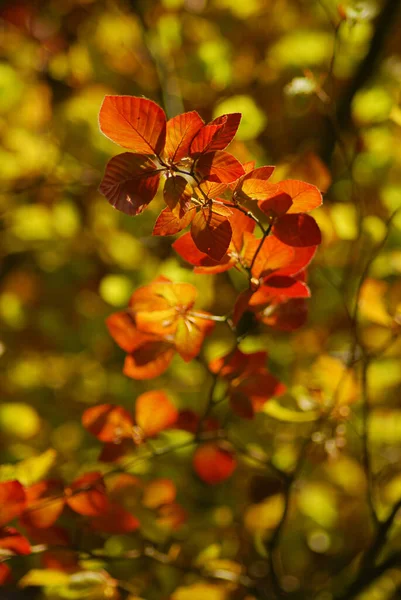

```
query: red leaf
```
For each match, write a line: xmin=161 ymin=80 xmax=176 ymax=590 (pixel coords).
xmin=259 ymin=192 xmax=293 ymax=217
xmin=163 ymin=176 xmax=193 ymax=218
xmin=191 ymin=206 xmax=232 ymax=261
xmin=165 ymin=111 xmax=204 ymax=162
xmin=153 ymin=206 xmax=196 ymax=236
xmin=90 ymin=503 xmax=139 ymax=534
xmin=24 ymin=525 xmax=70 ymax=547
xmin=0 ymin=481 xmax=25 ymax=527
xmin=232 ymin=373 xmax=286 ymax=418
xmin=99 ymin=95 xmax=166 ymax=155
xmin=66 ymin=472 xmax=110 ymax=517
xmin=279 ymin=179 xmax=323 ymax=213
xmin=82 ymin=404 xmax=134 ymax=443
xmin=189 ymin=122 xmax=226 ymax=156
xmin=273 ymin=213 xmax=322 ymax=247
xmin=207 ymin=113 xmax=241 ymax=151
xmin=106 ymin=311 xmax=154 ymax=353
xmin=209 ymin=348 xmax=267 ymax=379
xmin=135 ymin=390 xmax=178 ymax=436
xmin=272 ymin=245 xmax=317 ymax=277
xmin=196 ymin=151 xmax=245 ymax=183
xmin=259 ymin=298 xmax=308 ymax=331
xmin=99 ymin=439 xmax=133 ymax=463
xmin=124 ymin=342 xmax=175 ymax=380
xmin=0 ymin=563 xmax=11 ymax=585
xmin=249 ymin=279 xmax=310 ymax=306
xmin=0 ymin=527 xmax=31 ymax=555
xmin=20 ymin=480 xmax=65 ymax=529
xmin=99 ymin=153 xmax=161 ymax=216
xmin=193 ymin=443 xmax=237 ymax=485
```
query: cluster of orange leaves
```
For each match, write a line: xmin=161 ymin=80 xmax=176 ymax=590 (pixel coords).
xmin=0 ymin=97 xmax=323 ymax=587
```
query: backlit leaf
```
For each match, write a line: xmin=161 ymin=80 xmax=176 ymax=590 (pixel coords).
xmin=273 ymin=213 xmax=321 ymax=247
xmin=207 ymin=113 xmax=241 ymax=151
xmin=99 ymin=153 xmax=161 ymax=216
xmin=20 ymin=480 xmax=65 ymax=529
xmin=135 ymin=390 xmax=178 ymax=436
xmin=279 ymin=179 xmax=323 ymax=213
xmin=106 ymin=311 xmax=154 ymax=353
xmin=191 ymin=206 xmax=232 ymax=260
xmin=196 ymin=151 xmax=245 ymax=183
xmin=0 ymin=527 xmax=31 ymax=555
xmin=165 ymin=111 xmax=204 ymax=162
xmin=163 ymin=176 xmax=193 ymax=218
xmin=99 ymin=95 xmax=166 ymax=155
xmin=153 ymin=206 xmax=196 ymax=236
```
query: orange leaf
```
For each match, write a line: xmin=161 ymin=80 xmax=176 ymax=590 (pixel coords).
xmin=66 ymin=472 xmax=110 ymax=517
xmin=165 ymin=111 xmax=204 ymax=162
xmin=90 ymin=503 xmax=139 ymax=534
xmin=124 ymin=342 xmax=175 ymax=380
xmin=242 ymin=233 xmax=294 ymax=279
xmin=193 ymin=443 xmax=237 ymax=485
xmin=20 ymin=480 xmax=65 ymax=529
xmin=153 ymin=206 xmax=196 ymax=236
xmin=106 ymin=311 xmax=154 ymax=353
xmin=174 ymin=312 xmax=215 ymax=361
xmin=142 ymin=478 xmax=176 ymax=509
xmin=82 ymin=404 xmax=134 ymax=443
xmin=135 ymin=390 xmax=178 ymax=437
xmin=196 ymin=151 xmax=245 ymax=184
xmin=156 ymin=503 xmax=187 ymax=530
xmin=0 ymin=481 xmax=26 ymax=527
xmin=0 ymin=527 xmax=31 ymax=555
xmin=235 ymin=166 xmax=278 ymax=201
xmin=280 ymin=179 xmax=323 ymax=213
xmin=207 ymin=113 xmax=241 ymax=151
xmin=191 ymin=206 xmax=232 ymax=260
xmin=99 ymin=95 xmax=166 ymax=155
xmin=163 ymin=176 xmax=193 ymax=219
xmin=273 ymin=213 xmax=321 ymax=247
xmin=99 ymin=153 xmax=161 ymax=216
xmin=173 ymin=232 xmax=233 ymax=274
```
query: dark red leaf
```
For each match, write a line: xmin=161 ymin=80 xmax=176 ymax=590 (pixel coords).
xmin=259 ymin=192 xmax=293 ymax=217
xmin=163 ymin=175 xmax=193 ymax=218
xmin=99 ymin=153 xmax=161 ymax=216
xmin=191 ymin=206 xmax=232 ymax=260
xmin=90 ymin=503 xmax=139 ymax=534
xmin=273 ymin=213 xmax=321 ymax=247
xmin=99 ymin=95 xmax=166 ymax=155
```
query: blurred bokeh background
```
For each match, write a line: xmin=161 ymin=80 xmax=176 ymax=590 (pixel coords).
xmin=2 ymin=0 xmax=401 ymax=598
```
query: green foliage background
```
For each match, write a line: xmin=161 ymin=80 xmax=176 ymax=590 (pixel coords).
xmin=2 ymin=0 xmax=401 ymax=598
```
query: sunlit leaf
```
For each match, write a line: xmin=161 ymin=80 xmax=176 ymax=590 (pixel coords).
xmin=135 ymin=390 xmax=178 ymax=436
xmin=99 ymin=95 xmax=166 ymax=154
xmin=191 ymin=206 xmax=232 ymax=260
xmin=142 ymin=478 xmax=176 ymax=509
xmin=273 ymin=213 xmax=321 ymax=247
xmin=65 ymin=472 xmax=110 ymax=517
xmin=0 ymin=480 xmax=25 ymax=527
xmin=165 ymin=111 xmax=204 ymax=162
xmin=196 ymin=151 xmax=245 ymax=184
